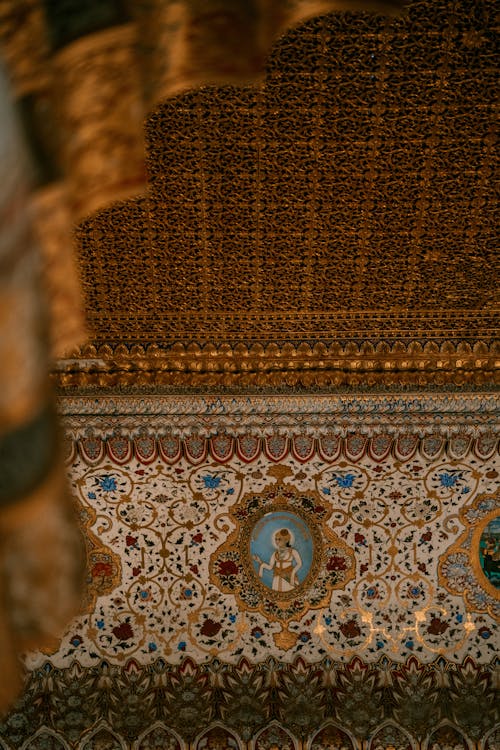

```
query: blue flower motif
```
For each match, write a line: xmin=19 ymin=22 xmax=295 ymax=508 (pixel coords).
xmin=438 ymin=472 xmax=460 ymax=488
xmin=177 ymin=641 xmax=186 ymax=651
xmin=148 ymin=642 xmax=157 ymax=652
xmin=336 ymin=474 xmax=355 ymax=488
xmin=96 ymin=619 xmax=105 ymax=630
xmin=324 ymin=615 xmax=332 ymax=626
xmin=227 ymin=488 xmax=235 ymax=495
xmin=322 ymin=487 xmax=331 ymax=495
xmin=461 ymin=487 xmax=471 ymax=494
xmin=376 ymin=640 xmax=385 ymax=649
xmin=405 ymin=639 xmax=414 ymax=650
xmin=202 ymin=474 xmax=221 ymax=490
xmin=99 ymin=476 xmax=117 ymax=492
xmin=88 ymin=492 xmax=96 ymax=500
xmin=456 ymin=614 xmax=463 ymax=623
xmin=229 ymin=614 xmax=237 ymax=623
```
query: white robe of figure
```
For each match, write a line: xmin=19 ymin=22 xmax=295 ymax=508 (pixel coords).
xmin=258 ymin=547 xmax=302 ymax=591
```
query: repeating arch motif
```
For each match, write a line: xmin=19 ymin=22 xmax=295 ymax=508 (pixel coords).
xmin=309 ymin=722 xmax=358 ymax=750
xmin=252 ymin=722 xmax=298 ymax=750
xmin=368 ymin=722 xmax=415 ymax=750
xmin=21 ymin=728 xmax=70 ymax=750
xmin=133 ymin=722 xmax=183 ymax=750
xmin=79 ymin=723 xmax=127 ymax=750
xmin=482 ymin=726 xmax=500 ymax=750
xmin=425 ymin=723 xmax=472 ymax=750
xmin=195 ymin=724 xmax=242 ymax=749
xmin=1 ymin=721 xmax=498 ymax=749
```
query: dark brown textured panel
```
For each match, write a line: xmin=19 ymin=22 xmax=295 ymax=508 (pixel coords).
xmin=76 ymin=1 xmax=498 ymax=360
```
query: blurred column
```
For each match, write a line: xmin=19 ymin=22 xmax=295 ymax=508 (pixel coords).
xmin=0 ymin=62 xmax=83 ymax=714
xmin=131 ymin=0 xmax=407 ymax=105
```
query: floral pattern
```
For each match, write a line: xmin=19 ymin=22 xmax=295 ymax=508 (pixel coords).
xmin=20 ymin=434 xmax=499 ymax=671
xmin=3 ymin=392 xmax=498 ymax=746
xmin=0 ymin=656 xmax=496 ymax=747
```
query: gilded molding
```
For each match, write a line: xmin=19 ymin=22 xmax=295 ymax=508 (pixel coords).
xmin=53 ymin=340 xmax=500 ymax=388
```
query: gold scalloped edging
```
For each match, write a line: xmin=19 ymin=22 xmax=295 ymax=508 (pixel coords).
xmin=53 ymin=340 xmax=500 ymax=387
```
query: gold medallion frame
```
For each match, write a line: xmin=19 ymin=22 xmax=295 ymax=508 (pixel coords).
xmin=438 ymin=491 xmax=500 ymax=619
xmin=470 ymin=509 xmax=500 ymax=601
xmin=242 ymin=501 xmax=324 ymax=603
xmin=210 ymin=481 xmax=356 ymax=649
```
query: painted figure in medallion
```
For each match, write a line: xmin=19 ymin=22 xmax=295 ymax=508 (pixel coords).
xmin=254 ymin=527 xmax=303 ymax=592
xmin=479 ymin=516 xmax=500 ymax=588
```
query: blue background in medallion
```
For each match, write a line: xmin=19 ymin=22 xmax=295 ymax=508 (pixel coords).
xmin=479 ymin=515 xmax=500 ymax=589
xmin=250 ymin=510 xmax=314 ymax=590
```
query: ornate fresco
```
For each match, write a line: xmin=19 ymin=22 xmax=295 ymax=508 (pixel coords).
xmin=0 ymin=0 xmax=498 ymax=747
xmin=1 ymin=393 xmax=498 ymax=747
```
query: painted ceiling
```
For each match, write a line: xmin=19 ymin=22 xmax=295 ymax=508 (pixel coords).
xmin=0 ymin=0 xmax=499 ymax=749
xmin=1 ymin=0 xmax=498 ymax=386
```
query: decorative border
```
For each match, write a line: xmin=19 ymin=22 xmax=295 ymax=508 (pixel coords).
xmin=2 ymin=655 xmax=497 ymax=746
xmin=64 ymin=432 xmax=500 ymax=468
xmin=53 ymin=340 xmax=500 ymax=388
xmin=58 ymin=392 xmax=500 ymax=450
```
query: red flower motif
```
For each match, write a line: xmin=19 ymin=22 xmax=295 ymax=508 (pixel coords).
xmin=91 ymin=562 xmax=112 ymax=578
xmin=126 ymin=535 xmax=138 ymax=547
xmin=340 ymin=619 xmax=361 ymax=639
xmin=218 ymin=559 xmax=239 ymax=577
xmin=326 ymin=555 xmax=347 ymax=571
xmin=427 ymin=617 xmax=449 ymax=636
xmin=112 ymin=622 xmax=134 ymax=641
xmin=421 ymin=531 xmax=432 ymax=542
xmin=200 ymin=619 xmax=222 ymax=637
xmin=132 ymin=566 xmax=141 ymax=576
xmin=354 ymin=533 xmax=366 ymax=545
xmin=192 ymin=533 xmax=204 ymax=544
